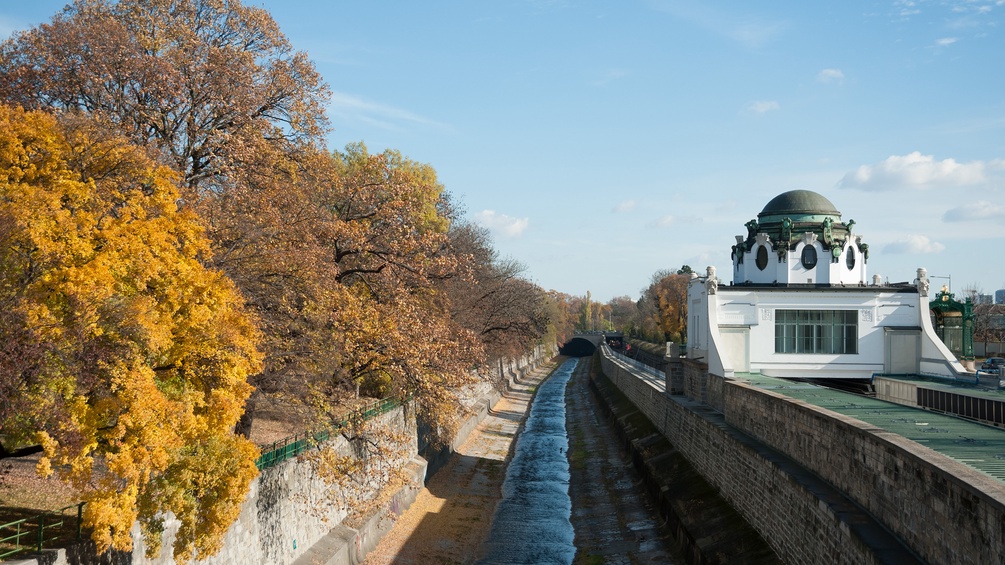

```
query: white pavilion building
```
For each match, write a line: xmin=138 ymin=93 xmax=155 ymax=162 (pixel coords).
xmin=686 ymin=190 xmax=969 ymax=380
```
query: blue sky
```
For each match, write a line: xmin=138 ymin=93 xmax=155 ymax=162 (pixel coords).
xmin=3 ymin=1 xmax=1005 ymax=302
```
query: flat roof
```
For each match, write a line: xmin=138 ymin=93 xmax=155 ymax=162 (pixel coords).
xmin=877 ymin=373 xmax=1005 ymax=401
xmin=720 ymin=283 xmax=919 ymax=293
xmin=735 ymin=372 xmax=1005 ymax=485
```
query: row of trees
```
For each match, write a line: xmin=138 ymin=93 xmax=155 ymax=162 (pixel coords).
xmin=0 ymin=0 xmax=552 ymax=559
xmin=561 ymin=266 xmax=695 ymax=345
xmin=565 ymin=274 xmax=1005 ymax=358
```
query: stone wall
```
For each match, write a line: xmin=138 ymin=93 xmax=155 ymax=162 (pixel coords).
xmin=5 ymin=348 xmax=553 ymax=565
xmin=722 ymin=379 xmax=1005 ymax=565
xmin=600 ymin=351 xmax=1005 ymax=565
xmin=602 ymin=354 xmax=877 ymax=564
xmin=5 ymin=407 xmax=421 ymax=565
xmin=133 ymin=404 xmax=419 ymax=565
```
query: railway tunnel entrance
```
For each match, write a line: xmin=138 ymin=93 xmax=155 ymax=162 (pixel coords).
xmin=558 ymin=332 xmax=622 ymax=357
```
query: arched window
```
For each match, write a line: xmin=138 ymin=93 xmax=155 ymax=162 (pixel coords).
xmin=756 ymin=245 xmax=769 ymax=270
xmin=846 ymin=246 xmax=856 ymax=270
xmin=801 ymin=245 xmax=817 ymax=270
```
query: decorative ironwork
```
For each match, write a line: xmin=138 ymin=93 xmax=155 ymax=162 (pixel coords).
xmin=929 ymin=286 xmax=975 ymax=361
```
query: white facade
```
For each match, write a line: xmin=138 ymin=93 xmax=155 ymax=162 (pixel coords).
xmin=733 ymin=235 xmax=868 ymax=287
xmin=689 ymin=189 xmax=968 ymax=380
xmin=687 ymin=276 xmax=966 ymax=379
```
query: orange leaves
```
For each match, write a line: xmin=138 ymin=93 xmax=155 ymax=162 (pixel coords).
xmin=641 ymin=269 xmax=691 ymax=343
xmin=0 ymin=0 xmax=329 ymax=193
xmin=0 ymin=4 xmax=560 ymax=556
xmin=0 ymin=105 xmax=261 ymax=559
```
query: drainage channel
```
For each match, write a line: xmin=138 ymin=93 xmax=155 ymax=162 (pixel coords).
xmin=477 ymin=357 xmax=578 ymax=565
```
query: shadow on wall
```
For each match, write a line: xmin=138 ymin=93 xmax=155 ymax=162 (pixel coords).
xmin=559 ymin=338 xmax=596 ymax=357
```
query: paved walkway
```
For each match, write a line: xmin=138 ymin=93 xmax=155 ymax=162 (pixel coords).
xmin=362 ymin=360 xmax=558 ymax=565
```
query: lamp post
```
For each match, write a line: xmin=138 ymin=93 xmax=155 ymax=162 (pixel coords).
xmin=930 ymin=275 xmax=951 ymax=294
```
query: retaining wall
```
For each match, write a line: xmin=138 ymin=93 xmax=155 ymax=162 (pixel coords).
xmin=602 ymin=354 xmax=877 ymax=564
xmin=5 ymin=348 xmax=554 ymax=565
xmin=135 ymin=404 xmax=419 ymax=565
xmin=722 ymin=378 xmax=1005 ymax=565
xmin=600 ymin=351 xmax=1005 ymax=565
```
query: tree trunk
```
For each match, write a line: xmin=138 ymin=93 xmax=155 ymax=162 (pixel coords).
xmin=234 ymin=393 xmax=257 ymax=439
xmin=0 ymin=442 xmax=44 ymax=460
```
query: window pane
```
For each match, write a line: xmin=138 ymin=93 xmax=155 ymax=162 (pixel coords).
xmin=774 ymin=309 xmax=858 ymax=354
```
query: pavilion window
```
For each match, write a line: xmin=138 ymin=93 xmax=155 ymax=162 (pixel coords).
xmin=774 ymin=310 xmax=858 ymax=354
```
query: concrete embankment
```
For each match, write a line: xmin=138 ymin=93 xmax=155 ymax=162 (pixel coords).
xmin=3 ymin=349 xmax=553 ymax=565
xmin=586 ymin=355 xmax=779 ymax=564
xmin=298 ymin=352 xmax=555 ymax=565
xmin=362 ymin=358 xmax=561 ymax=564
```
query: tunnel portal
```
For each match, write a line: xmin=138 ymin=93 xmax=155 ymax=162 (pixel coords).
xmin=559 ymin=337 xmax=597 ymax=357
xmin=559 ymin=333 xmax=621 ymax=357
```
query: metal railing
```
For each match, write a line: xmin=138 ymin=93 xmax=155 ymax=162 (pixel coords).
xmin=0 ymin=502 xmax=85 ymax=560
xmin=255 ymin=396 xmax=402 ymax=470
xmin=605 ymin=344 xmax=666 ymax=380
xmin=0 ymin=397 xmax=404 ymax=559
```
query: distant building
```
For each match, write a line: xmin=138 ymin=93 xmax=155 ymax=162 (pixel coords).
xmin=976 ymin=294 xmax=994 ymax=305
xmin=687 ymin=190 xmax=969 ymax=380
xmin=996 ymin=289 xmax=1005 ymax=304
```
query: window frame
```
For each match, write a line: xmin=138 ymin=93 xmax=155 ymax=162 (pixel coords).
xmin=774 ymin=309 xmax=858 ymax=354
xmin=800 ymin=245 xmax=818 ymax=270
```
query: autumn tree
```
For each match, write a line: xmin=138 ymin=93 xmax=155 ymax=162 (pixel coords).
xmin=0 ymin=106 xmax=261 ymax=559
xmin=545 ymin=290 xmax=577 ymax=346
xmin=0 ymin=0 xmax=329 ymax=194
xmin=278 ymin=144 xmax=486 ymax=446
xmin=640 ymin=267 xmax=692 ymax=343
xmin=441 ymin=220 xmax=551 ymax=360
xmin=0 ymin=0 xmax=340 ymax=434
xmin=960 ymin=282 xmax=1005 ymax=344
xmin=607 ymin=295 xmax=641 ymax=335
xmin=0 ymin=0 xmax=555 ymax=459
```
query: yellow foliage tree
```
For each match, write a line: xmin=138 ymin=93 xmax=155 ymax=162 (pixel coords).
xmin=0 ymin=106 xmax=261 ymax=560
xmin=641 ymin=268 xmax=691 ymax=343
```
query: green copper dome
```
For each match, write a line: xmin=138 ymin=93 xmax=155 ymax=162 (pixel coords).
xmin=758 ymin=190 xmax=840 ymax=221
xmin=733 ymin=189 xmax=868 ymax=284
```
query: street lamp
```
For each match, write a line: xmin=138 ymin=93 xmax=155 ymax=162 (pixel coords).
xmin=930 ymin=275 xmax=951 ymax=294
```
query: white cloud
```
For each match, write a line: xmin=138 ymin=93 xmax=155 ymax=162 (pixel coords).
xmin=612 ymin=199 xmax=636 ymax=213
xmin=473 ymin=210 xmax=529 ymax=237
xmin=943 ymin=200 xmax=1005 ymax=222
xmin=836 ymin=152 xmax=997 ymax=191
xmin=883 ymin=235 xmax=946 ymax=254
xmin=651 ymin=214 xmax=701 ymax=228
xmin=729 ymin=21 xmax=788 ymax=48
xmin=894 ymin=0 xmax=921 ymax=18
xmin=935 ymin=37 xmax=959 ymax=46
xmin=746 ymin=100 xmax=780 ymax=114
xmin=329 ymin=91 xmax=450 ymax=132
xmin=817 ymin=68 xmax=845 ymax=84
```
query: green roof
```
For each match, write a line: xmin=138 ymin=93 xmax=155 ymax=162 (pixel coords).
xmin=735 ymin=373 xmax=1005 ymax=484
xmin=758 ymin=190 xmax=840 ymax=219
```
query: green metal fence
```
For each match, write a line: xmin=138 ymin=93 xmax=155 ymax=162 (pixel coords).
xmin=0 ymin=502 xmax=85 ymax=560
xmin=254 ymin=396 xmax=402 ymax=470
